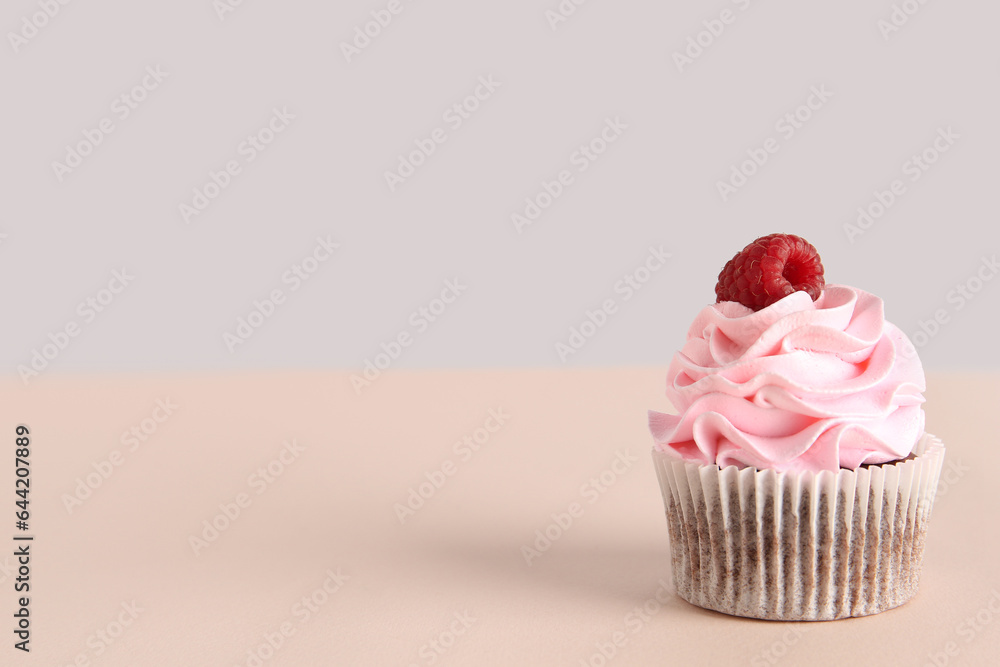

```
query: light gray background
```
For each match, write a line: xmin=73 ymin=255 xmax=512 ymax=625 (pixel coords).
xmin=2 ymin=0 xmax=998 ymax=375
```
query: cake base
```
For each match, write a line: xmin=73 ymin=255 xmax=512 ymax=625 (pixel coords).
xmin=652 ymin=434 xmax=945 ymax=621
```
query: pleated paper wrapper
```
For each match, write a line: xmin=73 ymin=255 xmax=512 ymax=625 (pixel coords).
xmin=652 ymin=434 xmax=945 ymax=620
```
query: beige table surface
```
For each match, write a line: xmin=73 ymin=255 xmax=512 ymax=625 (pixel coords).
xmin=1 ymin=369 xmax=997 ymax=667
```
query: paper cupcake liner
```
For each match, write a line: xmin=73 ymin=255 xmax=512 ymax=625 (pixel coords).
xmin=652 ymin=434 xmax=945 ymax=621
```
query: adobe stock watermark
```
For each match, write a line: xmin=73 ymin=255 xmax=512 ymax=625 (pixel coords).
xmin=0 ymin=556 xmax=17 ymax=585
xmin=934 ymin=459 xmax=969 ymax=502
xmin=17 ymin=268 xmax=135 ymax=386
xmin=384 ymin=75 xmax=501 ymax=193
xmin=213 ymin=0 xmax=251 ymax=22
xmin=350 ymin=277 xmax=468 ymax=395
xmin=179 ymin=106 xmax=295 ymax=224
xmin=188 ymin=439 xmax=306 ymax=556
xmin=843 ymin=126 xmax=958 ymax=243
xmin=672 ymin=0 xmax=759 ymax=73
xmin=51 ymin=65 xmax=169 ymax=183
xmin=61 ymin=398 xmax=179 ymax=514
xmin=556 ymin=246 xmax=670 ymax=362
xmin=544 ymin=0 xmax=593 ymax=31
xmin=717 ymin=84 xmax=833 ymax=202
xmin=57 ymin=601 xmax=144 ymax=667
xmin=511 ymin=116 xmax=628 ymax=234
xmin=340 ymin=0 xmax=418 ymax=63
xmin=924 ymin=590 xmax=1000 ymax=667
xmin=223 ymin=235 xmax=340 ymax=352
xmin=235 ymin=568 xmax=350 ymax=667
xmin=878 ymin=0 xmax=933 ymax=42
xmin=406 ymin=611 xmax=477 ymax=667
xmin=394 ymin=408 xmax=510 ymax=524
xmin=902 ymin=254 xmax=998 ymax=357
xmin=578 ymin=579 xmax=672 ymax=667
xmin=522 ymin=450 xmax=639 ymax=566
xmin=750 ymin=625 xmax=808 ymax=666
xmin=7 ymin=0 xmax=75 ymax=55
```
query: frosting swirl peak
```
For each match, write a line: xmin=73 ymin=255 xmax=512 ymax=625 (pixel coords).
xmin=649 ymin=285 xmax=925 ymax=472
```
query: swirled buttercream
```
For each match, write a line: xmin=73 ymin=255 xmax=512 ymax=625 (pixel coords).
xmin=649 ymin=285 xmax=925 ymax=472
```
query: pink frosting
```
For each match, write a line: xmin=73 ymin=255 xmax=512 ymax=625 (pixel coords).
xmin=649 ymin=285 xmax=925 ymax=473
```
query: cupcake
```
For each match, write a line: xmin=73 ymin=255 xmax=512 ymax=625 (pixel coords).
xmin=648 ymin=234 xmax=944 ymax=621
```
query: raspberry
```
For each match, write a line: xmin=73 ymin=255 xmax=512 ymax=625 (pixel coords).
xmin=714 ymin=234 xmax=825 ymax=311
